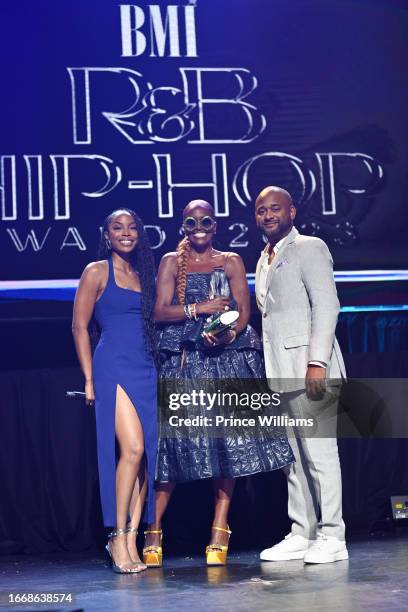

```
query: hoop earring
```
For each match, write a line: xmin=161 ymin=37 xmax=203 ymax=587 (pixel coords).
xmin=105 ymin=239 xmax=112 ymax=250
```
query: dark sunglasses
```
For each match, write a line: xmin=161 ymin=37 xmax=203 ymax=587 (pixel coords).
xmin=182 ymin=215 xmax=216 ymax=232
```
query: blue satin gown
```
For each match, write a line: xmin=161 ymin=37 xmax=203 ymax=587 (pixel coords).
xmin=93 ymin=257 xmax=157 ymax=526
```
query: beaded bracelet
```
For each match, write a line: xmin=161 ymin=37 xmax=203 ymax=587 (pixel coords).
xmin=191 ymin=303 xmax=198 ymax=321
xmin=184 ymin=303 xmax=199 ymax=321
xmin=184 ymin=305 xmax=192 ymax=320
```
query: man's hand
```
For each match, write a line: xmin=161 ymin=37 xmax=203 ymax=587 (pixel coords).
xmin=305 ymin=365 xmax=326 ymax=400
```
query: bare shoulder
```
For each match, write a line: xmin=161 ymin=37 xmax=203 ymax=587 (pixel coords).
xmin=158 ymin=252 xmax=178 ymax=273
xmin=223 ymin=251 xmax=244 ymax=264
xmin=222 ymin=250 xmax=240 ymax=258
xmin=80 ymin=260 xmax=107 ymax=285
xmin=222 ymin=251 xmax=246 ymax=276
xmin=161 ymin=251 xmax=178 ymax=260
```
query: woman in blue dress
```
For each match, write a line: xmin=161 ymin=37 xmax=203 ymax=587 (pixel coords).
xmin=143 ymin=200 xmax=294 ymax=567
xmin=72 ymin=208 xmax=157 ymax=573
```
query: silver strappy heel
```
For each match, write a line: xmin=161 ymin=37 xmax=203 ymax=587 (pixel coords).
xmin=105 ymin=528 xmax=142 ymax=574
xmin=126 ymin=524 xmax=147 ymax=571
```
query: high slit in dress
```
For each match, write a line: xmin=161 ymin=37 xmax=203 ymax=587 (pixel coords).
xmin=93 ymin=257 xmax=157 ymax=526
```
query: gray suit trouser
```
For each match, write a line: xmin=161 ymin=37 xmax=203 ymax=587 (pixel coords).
xmin=283 ymin=387 xmax=345 ymax=541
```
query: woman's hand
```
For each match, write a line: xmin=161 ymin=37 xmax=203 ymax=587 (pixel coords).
xmin=202 ymin=331 xmax=219 ymax=347
xmin=202 ymin=328 xmax=236 ymax=348
xmin=85 ymin=380 xmax=95 ymax=406
xmin=218 ymin=328 xmax=237 ymax=345
xmin=196 ymin=296 xmax=231 ymax=315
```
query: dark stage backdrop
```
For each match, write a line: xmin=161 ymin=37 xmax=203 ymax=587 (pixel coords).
xmin=1 ymin=0 xmax=408 ymax=282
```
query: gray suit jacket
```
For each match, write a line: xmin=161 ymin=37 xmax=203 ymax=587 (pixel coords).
xmin=255 ymin=227 xmax=346 ymax=383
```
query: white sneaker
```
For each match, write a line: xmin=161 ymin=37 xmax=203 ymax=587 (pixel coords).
xmin=303 ymin=533 xmax=349 ymax=564
xmin=260 ymin=533 xmax=311 ymax=561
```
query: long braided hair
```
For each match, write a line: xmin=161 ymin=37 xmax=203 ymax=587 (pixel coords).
xmin=92 ymin=208 xmax=157 ymax=361
xmin=176 ymin=236 xmax=190 ymax=305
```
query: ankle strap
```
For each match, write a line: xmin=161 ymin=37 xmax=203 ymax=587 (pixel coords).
xmin=212 ymin=525 xmax=232 ymax=535
xmin=126 ymin=524 xmax=138 ymax=534
xmin=144 ymin=529 xmax=162 ymax=535
xmin=108 ymin=528 xmax=127 ymax=539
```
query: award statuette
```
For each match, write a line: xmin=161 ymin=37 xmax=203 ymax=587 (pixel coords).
xmin=201 ymin=310 xmax=239 ymax=339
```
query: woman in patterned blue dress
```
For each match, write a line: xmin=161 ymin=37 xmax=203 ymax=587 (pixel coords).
xmin=143 ymin=200 xmax=294 ymax=566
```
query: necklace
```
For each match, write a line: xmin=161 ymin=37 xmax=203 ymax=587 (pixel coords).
xmin=191 ymin=248 xmax=214 ymax=263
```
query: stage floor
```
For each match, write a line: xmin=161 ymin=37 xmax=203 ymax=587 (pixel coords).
xmin=1 ymin=536 xmax=407 ymax=612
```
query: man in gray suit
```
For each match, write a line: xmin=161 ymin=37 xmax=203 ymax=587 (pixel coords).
xmin=255 ymin=186 xmax=348 ymax=564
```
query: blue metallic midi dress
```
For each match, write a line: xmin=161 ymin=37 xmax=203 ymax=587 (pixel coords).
xmin=156 ymin=270 xmax=294 ymax=482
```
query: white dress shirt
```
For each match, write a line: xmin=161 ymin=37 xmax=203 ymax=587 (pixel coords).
xmin=258 ymin=237 xmax=286 ymax=307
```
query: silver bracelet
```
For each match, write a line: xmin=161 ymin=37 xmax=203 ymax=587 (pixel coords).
xmin=184 ymin=304 xmax=193 ymax=320
xmin=184 ymin=305 xmax=190 ymax=319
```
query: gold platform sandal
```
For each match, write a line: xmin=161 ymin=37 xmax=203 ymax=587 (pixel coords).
xmin=105 ymin=528 xmax=142 ymax=574
xmin=143 ymin=529 xmax=163 ymax=567
xmin=205 ymin=525 xmax=232 ymax=566
xmin=126 ymin=524 xmax=147 ymax=571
